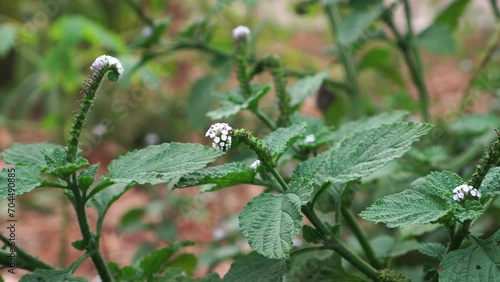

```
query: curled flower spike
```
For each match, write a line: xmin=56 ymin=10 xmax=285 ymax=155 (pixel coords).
xmin=250 ymin=160 xmax=261 ymax=169
xmin=232 ymin=25 xmax=250 ymax=41
xmin=453 ymin=184 xmax=481 ymax=202
xmin=206 ymin=123 xmax=233 ymax=152
xmin=90 ymin=55 xmax=124 ymax=81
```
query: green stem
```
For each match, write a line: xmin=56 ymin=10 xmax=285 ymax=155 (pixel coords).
xmin=491 ymin=0 xmax=500 ymax=20
xmin=447 ymin=220 xmax=471 ymax=252
xmin=342 ymin=207 xmax=383 ymax=269
xmin=0 ymin=234 xmax=56 ymax=271
xmin=125 ymin=0 xmax=154 ymax=26
xmin=468 ymin=137 xmax=500 ymax=189
xmin=290 ymin=246 xmax=327 ymax=258
xmin=323 ymin=3 xmax=362 ymax=118
xmin=311 ymin=182 xmax=332 ymax=208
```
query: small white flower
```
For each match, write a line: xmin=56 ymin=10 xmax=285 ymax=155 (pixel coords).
xmin=232 ymin=25 xmax=250 ymax=41
xmin=206 ymin=123 xmax=233 ymax=152
xmin=452 ymin=183 xmax=481 ymax=202
xmin=90 ymin=55 xmax=124 ymax=78
xmin=304 ymin=134 xmax=316 ymax=144
xmin=250 ymin=160 xmax=261 ymax=169
xmin=144 ymin=133 xmax=160 ymax=145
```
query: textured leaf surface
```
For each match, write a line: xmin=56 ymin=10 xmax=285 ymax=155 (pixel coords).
xmin=1 ymin=143 xmax=61 ymax=167
xmin=239 ymin=193 xmax=302 ymax=259
xmin=439 ymin=230 xmax=500 ymax=282
xmin=455 ymin=200 xmax=484 ymax=221
xmin=107 ymin=143 xmax=223 ymax=185
xmin=418 ymin=242 xmax=446 ymax=260
xmin=328 ymin=122 xmax=432 ymax=183
xmin=426 ymin=170 xmax=463 ymax=202
xmin=222 ymin=252 xmax=288 ymax=282
xmin=292 ymin=151 xmax=328 ymax=179
xmin=20 ymin=269 xmax=86 ymax=282
xmin=78 ymin=164 xmax=99 ymax=190
xmin=337 ymin=5 xmax=384 ymax=46
xmin=289 ymin=70 xmax=328 ymax=107
xmin=288 ymin=177 xmax=315 ymax=205
xmin=207 ymin=85 xmax=271 ymax=119
xmin=42 ymin=147 xmax=89 ymax=177
xmin=0 ymin=166 xmax=42 ymax=201
xmin=479 ymin=167 xmax=500 ymax=197
xmin=174 ymin=162 xmax=256 ymax=191
xmin=359 ymin=190 xmax=450 ymax=228
xmin=263 ymin=124 xmax=305 ymax=158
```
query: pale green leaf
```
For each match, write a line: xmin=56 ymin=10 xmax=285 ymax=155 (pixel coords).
xmin=207 ymin=85 xmax=271 ymax=120
xmin=0 ymin=25 xmax=16 ymax=57
xmin=359 ymin=190 xmax=450 ymax=228
xmin=1 ymin=143 xmax=61 ymax=167
xmin=450 ymin=114 xmax=500 ymax=136
xmin=289 ymin=70 xmax=329 ymax=107
xmin=479 ymin=167 xmax=500 ymax=197
xmin=328 ymin=122 xmax=432 ymax=183
xmin=20 ymin=269 xmax=86 ymax=282
xmin=292 ymin=151 xmax=328 ymax=179
xmin=333 ymin=111 xmax=409 ymax=143
xmin=291 ymin=114 xmax=335 ymax=148
xmin=418 ymin=25 xmax=455 ymax=54
xmin=222 ymin=252 xmax=288 ymax=282
xmin=239 ymin=193 xmax=303 ymax=259
xmin=87 ymin=183 xmax=131 ymax=233
xmin=0 ymin=166 xmax=42 ymax=201
xmin=418 ymin=242 xmax=446 ymax=260
xmin=337 ymin=5 xmax=384 ymax=46
xmin=288 ymin=177 xmax=315 ymax=205
xmin=107 ymin=143 xmax=223 ymax=185
xmin=439 ymin=230 xmax=500 ymax=282
xmin=174 ymin=162 xmax=256 ymax=191
xmin=263 ymin=124 xmax=306 ymax=158
xmin=426 ymin=170 xmax=463 ymax=202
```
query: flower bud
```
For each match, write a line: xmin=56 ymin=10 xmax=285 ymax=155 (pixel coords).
xmin=232 ymin=25 xmax=250 ymax=42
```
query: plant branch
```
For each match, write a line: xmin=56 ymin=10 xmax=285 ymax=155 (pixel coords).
xmin=0 ymin=233 xmax=56 ymax=272
xmin=290 ymin=246 xmax=327 ymax=258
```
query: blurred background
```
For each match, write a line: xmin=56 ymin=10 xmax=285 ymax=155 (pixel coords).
xmin=0 ymin=0 xmax=499 ymax=280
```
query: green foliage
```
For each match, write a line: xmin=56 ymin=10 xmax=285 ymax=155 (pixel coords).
xmin=0 ymin=166 xmax=42 ymax=200
xmin=337 ymin=4 xmax=384 ymax=46
xmin=19 ymin=269 xmax=87 ymax=282
xmin=479 ymin=167 xmax=500 ymax=198
xmin=417 ymin=25 xmax=456 ymax=54
xmin=1 ymin=143 xmax=62 ymax=168
xmin=288 ymin=70 xmax=329 ymax=107
xmin=41 ymin=147 xmax=89 ymax=177
xmin=222 ymin=252 xmax=288 ymax=282
xmin=262 ymin=123 xmax=306 ymax=158
xmin=87 ymin=183 xmax=132 ymax=233
xmin=417 ymin=242 xmax=447 ymax=260
xmin=107 ymin=143 xmax=223 ymax=185
xmin=439 ymin=230 xmax=500 ymax=281
xmin=0 ymin=24 xmax=16 ymax=58
xmin=207 ymin=85 xmax=271 ymax=119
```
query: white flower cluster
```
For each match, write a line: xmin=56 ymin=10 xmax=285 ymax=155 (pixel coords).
xmin=90 ymin=55 xmax=124 ymax=77
xmin=232 ymin=25 xmax=250 ymax=41
xmin=453 ymin=184 xmax=481 ymax=202
xmin=206 ymin=123 xmax=233 ymax=152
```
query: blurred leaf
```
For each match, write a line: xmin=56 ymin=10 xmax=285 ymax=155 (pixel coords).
xmin=130 ymin=18 xmax=170 ymax=49
xmin=337 ymin=4 xmax=384 ymax=46
xmin=0 ymin=166 xmax=42 ymax=201
xmin=438 ymin=230 xmax=500 ymax=281
xmin=450 ymin=114 xmax=500 ymax=136
xmin=0 ymin=24 xmax=16 ymax=58
xmin=263 ymin=123 xmax=306 ymax=159
xmin=222 ymin=252 xmax=288 ymax=282
xmin=119 ymin=207 xmax=147 ymax=233
xmin=479 ymin=167 xmax=500 ymax=198
xmin=107 ymin=143 xmax=223 ymax=185
xmin=207 ymin=85 xmax=271 ymax=120
xmin=291 ymin=114 xmax=335 ymax=148
xmin=187 ymin=75 xmax=224 ymax=132
xmin=1 ymin=143 xmax=62 ymax=167
xmin=417 ymin=242 xmax=446 ymax=260
xmin=88 ymin=183 xmax=131 ymax=234
xmin=20 ymin=269 xmax=86 ymax=282
xmin=174 ymin=162 xmax=256 ymax=191
xmin=166 ymin=253 xmax=198 ymax=276
xmin=434 ymin=0 xmax=471 ymax=31
xmin=418 ymin=25 xmax=455 ymax=54
xmin=390 ymin=239 xmax=418 ymax=257
xmin=327 ymin=122 xmax=432 ymax=183
xmin=288 ymin=70 xmax=329 ymax=107
xmin=358 ymin=47 xmax=404 ymax=86
xmin=139 ymin=246 xmax=176 ymax=276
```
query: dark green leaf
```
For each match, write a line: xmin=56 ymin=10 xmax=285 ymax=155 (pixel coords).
xmin=78 ymin=164 xmax=99 ymax=190
xmin=87 ymin=183 xmax=131 ymax=234
xmin=288 ymin=70 xmax=329 ymax=107
xmin=433 ymin=0 xmax=471 ymax=30
xmin=439 ymin=230 xmax=500 ymax=281
xmin=139 ymin=246 xmax=176 ymax=276
xmin=0 ymin=166 xmax=42 ymax=201
xmin=292 ymin=151 xmax=328 ymax=179
xmin=207 ymin=85 xmax=271 ymax=120
xmin=263 ymin=124 xmax=306 ymax=158
xmin=165 ymin=253 xmax=197 ymax=276
xmin=302 ymin=225 xmax=322 ymax=244
xmin=71 ymin=239 xmax=86 ymax=251
xmin=107 ymin=143 xmax=223 ymax=185
xmin=418 ymin=25 xmax=455 ymax=54
xmin=174 ymin=162 xmax=256 ymax=191
xmin=337 ymin=4 xmax=384 ymax=46
xmin=222 ymin=252 xmax=288 ymax=282
xmin=418 ymin=242 xmax=446 ymax=260
xmin=20 ymin=269 xmax=87 ymax=282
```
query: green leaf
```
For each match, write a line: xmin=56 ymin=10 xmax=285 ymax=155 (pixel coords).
xmin=359 ymin=190 xmax=450 ymax=228
xmin=239 ymin=193 xmax=303 ymax=259
xmin=139 ymin=246 xmax=176 ymax=276
xmin=0 ymin=24 xmax=16 ymax=58
xmin=107 ymin=143 xmax=223 ymax=185
xmin=302 ymin=225 xmax=322 ymax=244
xmin=87 ymin=183 xmax=131 ymax=233
xmin=263 ymin=124 xmax=306 ymax=158
xmin=187 ymin=75 xmax=223 ymax=131
xmin=288 ymin=70 xmax=329 ymax=107
xmin=426 ymin=170 xmax=463 ymax=203
xmin=337 ymin=4 xmax=384 ymax=46
xmin=222 ymin=252 xmax=288 ymax=282
xmin=357 ymin=47 xmax=404 ymax=86
xmin=291 ymin=114 xmax=335 ymax=148
xmin=433 ymin=0 xmax=471 ymax=31
xmin=1 ymin=143 xmax=62 ymax=167
xmin=332 ymin=111 xmax=409 ymax=143
xmin=71 ymin=239 xmax=86 ymax=251
xmin=328 ymin=122 xmax=433 ymax=183
xmin=174 ymin=162 xmax=256 ymax=191
xmin=439 ymin=230 xmax=500 ymax=282
xmin=78 ymin=164 xmax=99 ymax=190
xmin=450 ymin=114 xmax=500 ymax=136
xmin=292 ymin=151 xmax=328 ymax=179
xmin=207 ymin=85 xmax=271 ymax=120
xmin=0 ymin=166 xmax=42 ymax=201
xmin=418 ymin=242 xmax=446 ymax=260
xmin=288 ymin=177 xmax=315 ymax=205
xmin=455 ymin=200 xmax=484 ymax=221
xmin=165 ymin=253 xmax=198 ymax=277
xmin=418 ymin=25 xmax=455 ymax=54
xmin=130 ymin=18 xmax=171 ymax=49
xmin=20 ymin=269 xmax=87 ymax=282
xmin=41 ymin=147 xmax=89 ymax=177
xmin=479 ymin=167 xmax=500 ymax=198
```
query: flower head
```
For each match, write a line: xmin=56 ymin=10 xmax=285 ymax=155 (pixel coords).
xmin=90 ymin=55 xmax=124 ymax=80
xmin=232 ymin=25 xmax=250 ymax=41
xmin=452 ymin=184 xmax=481 ymax=202
xmin=206 ymin=123 xmax=233 ymax=152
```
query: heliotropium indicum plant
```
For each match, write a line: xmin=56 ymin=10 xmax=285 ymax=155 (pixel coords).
xmin=1 ymin=23 xmax=500 ymax=282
